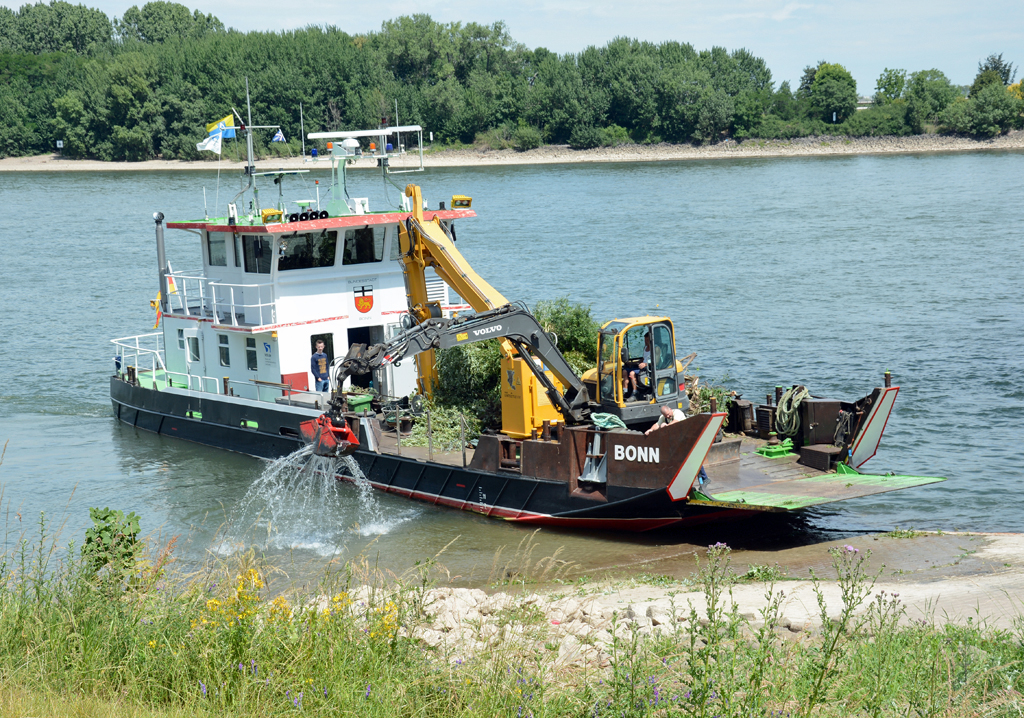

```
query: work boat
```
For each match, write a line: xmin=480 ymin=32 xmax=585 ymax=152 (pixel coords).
xmin=110 ymin=123 xmax=944 ymax=531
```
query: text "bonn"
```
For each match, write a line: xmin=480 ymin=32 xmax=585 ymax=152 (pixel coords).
xmin=613 ymin=445 xmax=660 ymax=463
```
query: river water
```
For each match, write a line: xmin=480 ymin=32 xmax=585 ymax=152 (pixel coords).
xmin=1 ymin=151 xmax=1022 ymax=583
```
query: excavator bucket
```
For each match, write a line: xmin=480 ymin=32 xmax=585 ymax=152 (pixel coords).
xmin=298 ymin=414 xmax=359 ymax=457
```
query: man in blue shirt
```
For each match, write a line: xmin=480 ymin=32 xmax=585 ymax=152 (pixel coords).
xmin=311 ymin=340 xmax=330 ymax=391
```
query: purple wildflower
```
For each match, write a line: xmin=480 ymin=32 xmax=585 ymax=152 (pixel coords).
xmin=365 ymin=684 xmax=372 ymax=699
xmin=843 ymin=544 xmax=859 ymax=554
xmin=199 ymin=681 xmax=206 ymax=697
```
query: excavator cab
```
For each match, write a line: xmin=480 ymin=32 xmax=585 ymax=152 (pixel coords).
xmin=582 ymin=316 xmax=689 ymax=428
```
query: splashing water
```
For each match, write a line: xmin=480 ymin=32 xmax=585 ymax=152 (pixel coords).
xmin=222 ymin=444 xmax=413 ymax=555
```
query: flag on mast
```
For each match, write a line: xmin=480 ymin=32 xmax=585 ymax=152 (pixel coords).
xmin=272 ymin=129 xmax=286 ymax=143
xmin=196 ymin=131 xmax=222 ymax=154
xmin=206 ymin=115 xmax=235 ymax=138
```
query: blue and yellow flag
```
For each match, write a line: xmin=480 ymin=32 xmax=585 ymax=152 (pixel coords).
xmin=206 ymin=115 xmax=236 ymax=139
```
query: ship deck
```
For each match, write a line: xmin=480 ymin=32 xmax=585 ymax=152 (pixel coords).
xmin=697 ymin=438 xmax=943 ymax=512
xmin=364 ymin=428 xmax=943 ymax=513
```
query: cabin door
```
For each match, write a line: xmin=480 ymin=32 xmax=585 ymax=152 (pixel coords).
xmin=380 ymin=322 xmax=417 ymax=398
xmin=181 ymin=327 xmax=204 ymax=390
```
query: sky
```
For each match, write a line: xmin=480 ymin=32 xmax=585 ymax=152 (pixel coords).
xmin=9 ymin=0 xmax=1024 ymax=92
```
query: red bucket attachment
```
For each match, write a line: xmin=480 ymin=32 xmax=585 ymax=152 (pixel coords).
xmin=298 ymin=414 xmax=359 ymax=457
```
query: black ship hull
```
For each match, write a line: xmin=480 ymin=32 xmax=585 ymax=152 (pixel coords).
xmin=110 ymin=377 xmax=747 ymax=531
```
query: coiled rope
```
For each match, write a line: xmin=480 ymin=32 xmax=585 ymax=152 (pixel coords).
xmin=775 ymin=385 xmax=809 ymax=437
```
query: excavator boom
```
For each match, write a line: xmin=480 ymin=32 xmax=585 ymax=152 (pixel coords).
xmin=337 ymin=304 xmax=591 ymax=423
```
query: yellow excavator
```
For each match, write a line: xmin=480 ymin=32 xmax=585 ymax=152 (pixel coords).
xmin=383 ymin=184 xmax=693 ymax=438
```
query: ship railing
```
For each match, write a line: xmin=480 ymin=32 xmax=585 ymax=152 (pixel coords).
xmin=111 ymin=332 xmax=167 ymax=384
xmin=210 ymin=282 xmax=276 ymax=327
xmin=220 ymin=378 xmax=322 ymax=406
xmin=162 ymin=371 xmax=220 ymax=394
xmin=165 ymin=270 xmax=211 ymax=319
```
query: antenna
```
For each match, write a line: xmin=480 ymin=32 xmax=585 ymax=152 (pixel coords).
xmin=245 ymin=76 xmax=253 ymax=127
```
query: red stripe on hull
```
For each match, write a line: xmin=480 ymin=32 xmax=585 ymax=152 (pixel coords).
xmin=336 ymin=474 xmax=755 ymax=532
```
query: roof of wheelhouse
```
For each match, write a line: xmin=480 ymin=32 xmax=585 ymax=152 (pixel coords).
xmin=167 ymin=208 xmax=476 ymax=233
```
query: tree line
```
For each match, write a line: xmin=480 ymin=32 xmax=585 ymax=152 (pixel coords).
xmin=1 ymin=1 xmax=1021 ymax=161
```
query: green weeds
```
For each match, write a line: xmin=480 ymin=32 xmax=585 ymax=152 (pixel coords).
xmin=0 ymin=511 xmax=1023 ymax=717
xmin=884 ymin=526 xmax=926 ymax=538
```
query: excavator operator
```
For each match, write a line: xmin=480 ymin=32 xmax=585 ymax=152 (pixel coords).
xmin=624 ymin=331 xmax=652 ymax=401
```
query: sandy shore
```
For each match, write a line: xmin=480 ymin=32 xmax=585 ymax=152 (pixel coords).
xmin=405 ymin=532 xmax=1024 ymax=666
xmin=3 ymin=132 xmax=1023 ymax=173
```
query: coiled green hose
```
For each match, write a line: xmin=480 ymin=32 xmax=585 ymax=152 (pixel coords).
xmin=775 ymin=385 xmax=809 ymax=437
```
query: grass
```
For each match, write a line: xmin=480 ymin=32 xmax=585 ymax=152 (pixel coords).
xmin=2 ymin=513 xmax=1024 ymax=717
xmin=884 ymin=526 xmax=926 ymax=539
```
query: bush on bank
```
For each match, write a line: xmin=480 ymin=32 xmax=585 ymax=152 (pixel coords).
xmin=3 ymin=513 xmax=1024 ymax=717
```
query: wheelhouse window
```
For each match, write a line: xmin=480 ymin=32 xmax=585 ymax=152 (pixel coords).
xmin=187 ymin=337 xmax=200 ymax=362
xmin=218 ymin=334 xmax=230 ymax=367
xmin=342 ymin=226 xmax=385 ymax=265
xmin=277 ymin=231 xmax=337 ymax=271
xmin=246 ymin=337 xmax=258 ymax=371
xmin=242 ymin=235 xmax=272 ymax=274
xmin=207 ymin=233 xmax=228 ymax=267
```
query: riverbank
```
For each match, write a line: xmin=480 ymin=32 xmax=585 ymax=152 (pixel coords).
xmin=2 ymin=530 xmax=1023 ymax=717
xmin=3 ymin=132 xmax=1024 ymax=172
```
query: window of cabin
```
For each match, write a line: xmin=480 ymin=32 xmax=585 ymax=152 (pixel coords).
xmin=218 ymin=334 xmax=230 ymax=367
xmin=246 ymin=337 xmax=258 ymax=371
xmin=342 ymin=226 xmax=385 ymax=265
xmin=233 ymin=233 xmax=242 ymax=267
xmin=187 ymin=337 xmax=200 ymax=362
xmin=277 ymin=231 xmax=338 ymax=271
xmin=242 ymin=235 xmax=272 ymax=274
xmin=177 ymin=328 xmax=185 ymax=350
xmin=207 ymin=233 xmax=228 ymax=267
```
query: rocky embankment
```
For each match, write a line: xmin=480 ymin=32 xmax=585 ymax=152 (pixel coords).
xmin=339 ymin=533 xmax=1024 ymax=670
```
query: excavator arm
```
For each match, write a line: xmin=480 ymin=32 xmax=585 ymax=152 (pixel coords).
xmin=337 ymin=304 xmax=591 ymax=423
xmin=397 ymin=185 xmax=519 ymax=395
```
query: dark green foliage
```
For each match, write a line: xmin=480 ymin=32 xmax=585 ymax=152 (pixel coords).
xmin=114 ymin=2 xmax=223 ymax=43
xmin=81 ymin=506 xmax=141 ymax=577
xmin=797 ymin=61 xmax=825 ymax=98
xmin=809 ymin=62 xmax=857 ymax=123
xmin=977 ymin=52 xmax=1016 ymax=86
xmin=0 ymin=1 xmax=111 ymax=54
xmin=940 ymin=84 xmax=1023 ymax=137
xmin=842 ymin=103 xmax=911 ymax=136
xmin=512 ymin=122 xmax=542 ymax=151
xmin=970 ymin=69 xmax=1004 ymax=97
xmin=599 ymin=123 xmax=631 ymax=146
xmin=434 ymin=340 xmax=503 ymax=420
xmin=904 ymin=69 xmax=960 ymax=131
xmin=568 ymin=124 xmax=602 ymax=149
xmin=0 ymin=8 xmax=1012 ymax=159
xmin=532 ymin=297 xmax=600 ymax=362
xmin=873 ymin=67 xmax=906 ymax=104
